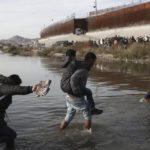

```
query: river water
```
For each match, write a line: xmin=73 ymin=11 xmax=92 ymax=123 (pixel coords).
xmin=0 ymin=52 xmax=150 ymax=150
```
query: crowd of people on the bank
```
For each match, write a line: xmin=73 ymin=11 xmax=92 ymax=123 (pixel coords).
xmin=94 ymin=35 xmax=150 ymax=48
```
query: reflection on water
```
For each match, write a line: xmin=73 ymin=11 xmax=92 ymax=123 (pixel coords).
xmin=1 ymin=53 xmax=150 ymax=150
xmin=96 ymin=61 xmax=150 ymax=76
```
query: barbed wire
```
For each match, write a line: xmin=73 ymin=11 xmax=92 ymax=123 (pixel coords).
xmin=90 ymin=0 xmax=150 ymax=16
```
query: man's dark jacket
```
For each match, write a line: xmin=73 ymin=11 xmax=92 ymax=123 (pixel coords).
xmin=0 ymin=84 xmax=32 ymax=127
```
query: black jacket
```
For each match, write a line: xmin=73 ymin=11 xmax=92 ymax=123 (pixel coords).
xmin=0 ymin=84 xmax=32 ymax=127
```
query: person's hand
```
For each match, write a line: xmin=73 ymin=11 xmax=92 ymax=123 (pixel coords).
xmin=32 ymin=84 xmax=39 ymax=92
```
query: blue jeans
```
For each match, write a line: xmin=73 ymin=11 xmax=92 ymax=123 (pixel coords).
xmin=64 ymin=95 xmax=91 ymax=124
xmin=0 ymin=125 xmax=17 ymax=149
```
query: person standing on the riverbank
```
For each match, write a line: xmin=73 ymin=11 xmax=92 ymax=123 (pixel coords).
xmin=140 ymin=91 xmax=150 ymax=102
xmin=60 ymin=52 xmax=99 ymax=131
xmin=0 ymin=74 xmax=38 ymax=150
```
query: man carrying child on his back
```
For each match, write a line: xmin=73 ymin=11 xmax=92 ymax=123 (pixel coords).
xmin=60 ymin=49 xmax=103 ymax=130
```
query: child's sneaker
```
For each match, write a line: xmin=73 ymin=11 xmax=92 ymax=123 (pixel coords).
xmin=91 ymin=108 xmax=103 ymax=115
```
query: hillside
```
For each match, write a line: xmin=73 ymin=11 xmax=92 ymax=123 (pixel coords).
xmin=0 ymin=35 xmax=33 ymax=45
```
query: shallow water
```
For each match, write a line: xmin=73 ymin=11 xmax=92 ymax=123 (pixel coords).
xmin=1 ymin=53 xmax=150 ymax=150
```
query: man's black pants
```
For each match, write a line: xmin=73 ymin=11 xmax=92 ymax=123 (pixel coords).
xmin=0 ymin=125 xmax=17 ymax=149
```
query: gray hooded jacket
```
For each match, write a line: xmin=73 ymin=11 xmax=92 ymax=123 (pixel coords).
xmin=70 ymin=69 xmax=89 ymax=97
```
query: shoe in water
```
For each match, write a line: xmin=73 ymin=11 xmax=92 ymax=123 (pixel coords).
xmin=91 ymin=108 xmax=103 ymax=115
xmin=81 ymin=128 xmax=92 ymax=135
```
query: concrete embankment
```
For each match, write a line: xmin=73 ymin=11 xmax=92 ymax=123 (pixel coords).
xmin=39 ymin=24 xmax=150 ymax=47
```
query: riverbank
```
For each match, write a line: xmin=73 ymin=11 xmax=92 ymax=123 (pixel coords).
xmin=1 ymin=41 xmax=150 ymax=64
xmin=39 ymin=24 xmax=150 ymax=47
xmin=36 ymin=24 xmax=150 ymax=63
xmin=0 ymin=45 xmax=33 ymax=56
xmin=1 ymin=24 xmax=150 ymax=64
xmin=37 ymin=42 xmax=150 ymax=64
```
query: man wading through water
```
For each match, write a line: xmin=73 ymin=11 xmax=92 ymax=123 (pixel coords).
xmin=60 ymin=51 xmax=103 ymax=131
xmin=0 ymin=74 xmax=38 ymax=150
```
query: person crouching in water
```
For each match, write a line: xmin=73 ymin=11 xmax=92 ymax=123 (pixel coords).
xmin=60 ymin=51 xmax=102 ymax=130
xmin=0 ymin=74 xmax=37 ymax=150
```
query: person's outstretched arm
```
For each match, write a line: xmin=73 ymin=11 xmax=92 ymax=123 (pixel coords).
xmin=0 ymin=84 xmax=37 ymax=95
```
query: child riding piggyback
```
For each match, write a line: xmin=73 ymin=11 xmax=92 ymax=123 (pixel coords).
xmin=60 ymin=49 xmax=102 ymax=114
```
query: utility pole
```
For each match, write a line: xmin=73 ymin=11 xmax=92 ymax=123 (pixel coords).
xmin=94 ymin=0 xmax=98 ymax=15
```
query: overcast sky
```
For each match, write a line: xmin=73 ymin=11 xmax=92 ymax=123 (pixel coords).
xmin=0 ymin=0 xmax=148 ymax=39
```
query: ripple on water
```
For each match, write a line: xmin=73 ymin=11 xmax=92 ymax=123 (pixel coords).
xmin=1 ymin=54 xmax=150 ymax=149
